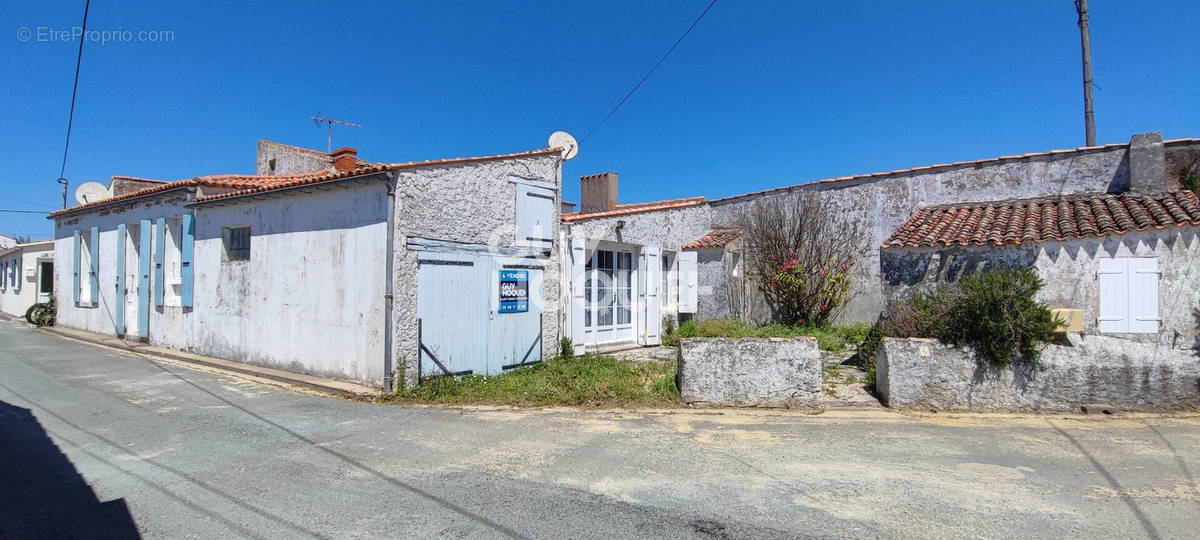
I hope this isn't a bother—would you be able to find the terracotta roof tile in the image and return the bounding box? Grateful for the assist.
[561,196,707,222]
[882,191,1200,249]
[684,230,743,250]
[49,147,562,215]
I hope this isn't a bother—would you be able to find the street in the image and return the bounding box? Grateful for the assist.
[1,320,1198,539]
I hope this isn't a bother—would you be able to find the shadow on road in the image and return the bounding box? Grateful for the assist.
[0,399,141,538]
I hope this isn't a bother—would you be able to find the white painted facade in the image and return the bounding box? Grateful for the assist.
[0,241,54,318]
[560,204,711,353]
[52,144,564,389]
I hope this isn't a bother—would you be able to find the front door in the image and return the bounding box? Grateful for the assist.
[583,248,636,346]
[36,261,53,303]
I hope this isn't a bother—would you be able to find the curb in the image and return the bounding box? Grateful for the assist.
[38,325,380,400]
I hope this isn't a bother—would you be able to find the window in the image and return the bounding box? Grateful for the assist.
[585,249,632,328]
[515,185,555,249]
[223,226,251,261]
[1097,257,1159,334]
[164,218,183,306]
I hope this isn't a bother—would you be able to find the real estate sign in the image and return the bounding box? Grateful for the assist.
[498,269,528,313]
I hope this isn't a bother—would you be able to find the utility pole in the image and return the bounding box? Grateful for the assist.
[310,114,363,153]
[1075,0,1096,146]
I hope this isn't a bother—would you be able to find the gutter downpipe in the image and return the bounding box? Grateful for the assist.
[383,172,397,392]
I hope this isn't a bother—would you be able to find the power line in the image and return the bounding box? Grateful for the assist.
[580,0,718,144]
[58,0,91,208]
[0,194,53,208]
[0,209,52,214]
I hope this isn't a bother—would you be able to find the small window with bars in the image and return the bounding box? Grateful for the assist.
[223,226,251,261]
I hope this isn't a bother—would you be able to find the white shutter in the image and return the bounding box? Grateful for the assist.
[1127,258,1160,334]
[641,245,662,345]
[1097,258,1128,333]
[678,250,698,314]
[516,186,555,249]
[568,236,588,354]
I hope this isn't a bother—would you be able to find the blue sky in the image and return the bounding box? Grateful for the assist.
[2,1,1198,239]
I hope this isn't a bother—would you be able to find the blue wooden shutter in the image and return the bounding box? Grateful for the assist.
[88,226,99,305]
[72,230,81,303]
[181,214,194,307]
[115,223,127,336]
[139,220,152,336]
[154,217,165,307]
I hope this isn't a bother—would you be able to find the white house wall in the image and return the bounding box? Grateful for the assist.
[191,181,389,384]
[54,193,194,338]
[562,204,714,343]
[53,183,390,386]
[392,155,563,387]
[0,244,53,317]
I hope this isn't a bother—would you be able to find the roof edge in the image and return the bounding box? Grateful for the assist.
[709,140,1148,206]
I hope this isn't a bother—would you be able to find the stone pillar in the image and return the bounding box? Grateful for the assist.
[1128,132,1166,193]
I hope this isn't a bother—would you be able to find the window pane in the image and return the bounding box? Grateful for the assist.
[618,306,631,325]
[599,307,613,326]
[585,308,592,327]
[618,288,631,307]
[618,252,631,269]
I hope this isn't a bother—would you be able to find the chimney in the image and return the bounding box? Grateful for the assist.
[1128,132,1166,193]
[580,172,618,214]
[331,147,358,172]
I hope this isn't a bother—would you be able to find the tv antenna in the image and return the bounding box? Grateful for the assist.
[310,113,363,153]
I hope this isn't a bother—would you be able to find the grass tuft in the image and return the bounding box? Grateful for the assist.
[381,355,679,407]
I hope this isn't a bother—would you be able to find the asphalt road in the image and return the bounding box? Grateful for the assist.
[1,320,1198,539]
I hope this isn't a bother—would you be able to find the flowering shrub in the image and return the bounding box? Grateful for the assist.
[741,193,867,325]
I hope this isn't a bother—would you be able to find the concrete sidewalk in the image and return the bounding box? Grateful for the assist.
[35,323,379,400]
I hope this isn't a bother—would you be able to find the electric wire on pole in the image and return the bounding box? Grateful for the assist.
[1075,0,1096,146]
[58,0,92,208]
[580,0,718,144]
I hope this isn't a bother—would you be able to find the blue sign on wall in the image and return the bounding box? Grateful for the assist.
[499,269,529,313]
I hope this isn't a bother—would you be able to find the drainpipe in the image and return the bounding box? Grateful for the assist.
[383,173,397,391]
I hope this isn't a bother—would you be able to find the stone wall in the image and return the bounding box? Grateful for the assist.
[877,336,1200,411]
[255,140,331,176]
[677,337,822,408]
[708,143,1140,325]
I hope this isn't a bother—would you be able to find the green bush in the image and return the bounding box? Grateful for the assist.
[558,337,575,360]
[888,266,1058,365]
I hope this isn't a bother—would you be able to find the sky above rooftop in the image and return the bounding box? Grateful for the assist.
[2,1,1198,239]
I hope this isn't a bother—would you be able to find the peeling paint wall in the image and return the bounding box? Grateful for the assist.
[53,183,391,385]
[881,228,1200,348]
[392,155,563,387]
[709,145,1134,324]
[192,180,388,384]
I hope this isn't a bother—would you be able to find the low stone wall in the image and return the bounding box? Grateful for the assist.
[877,335,1200,411]
[677,337,822,408]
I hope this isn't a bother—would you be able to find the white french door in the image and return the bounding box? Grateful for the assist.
[583,248,636,345]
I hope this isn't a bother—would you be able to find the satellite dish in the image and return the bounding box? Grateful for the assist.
[75,182,110,204]
[548,130,579,161]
